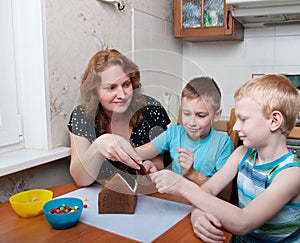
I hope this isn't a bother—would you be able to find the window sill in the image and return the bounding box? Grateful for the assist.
[0,147,71,177]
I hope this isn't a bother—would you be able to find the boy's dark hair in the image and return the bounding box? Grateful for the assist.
[181,77,222,113]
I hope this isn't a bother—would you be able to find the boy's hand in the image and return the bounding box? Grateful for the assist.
[191,208,226,243]
[177,148,194,176]
[142,160,158,173]
[136,160,157,186]
[150,170,185,195]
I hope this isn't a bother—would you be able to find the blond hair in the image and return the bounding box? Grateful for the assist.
[80,49,144,134]
[234,74,300,137]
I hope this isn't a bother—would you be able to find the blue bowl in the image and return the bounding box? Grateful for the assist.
[43,197,83,230]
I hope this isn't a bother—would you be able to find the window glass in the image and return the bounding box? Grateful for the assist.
[0,0,20,147]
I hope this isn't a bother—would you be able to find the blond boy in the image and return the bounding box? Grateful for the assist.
[151,74,300,242]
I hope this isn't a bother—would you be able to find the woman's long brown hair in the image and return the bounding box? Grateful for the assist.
[80,49,145,134]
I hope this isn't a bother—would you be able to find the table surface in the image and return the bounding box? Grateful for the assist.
[0,183,232,243]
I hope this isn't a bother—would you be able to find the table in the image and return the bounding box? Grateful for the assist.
[0,183,232,242]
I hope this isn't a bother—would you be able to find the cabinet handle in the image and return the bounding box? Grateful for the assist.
[226,10,230,30]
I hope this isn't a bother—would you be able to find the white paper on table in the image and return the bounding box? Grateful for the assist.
[58,184,192,242]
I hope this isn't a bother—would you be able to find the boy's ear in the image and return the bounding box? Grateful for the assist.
[270,111,283,132]
[213,108,222,122]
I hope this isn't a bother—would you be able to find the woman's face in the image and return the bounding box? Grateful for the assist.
[97,65,133,116]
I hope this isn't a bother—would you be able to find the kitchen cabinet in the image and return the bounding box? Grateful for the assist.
[174,0,244,42]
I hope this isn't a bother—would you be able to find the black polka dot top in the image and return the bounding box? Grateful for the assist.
[68,95,171,177]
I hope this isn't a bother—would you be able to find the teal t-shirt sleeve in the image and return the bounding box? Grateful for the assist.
[216,135,234,170]
[151,129,169,154]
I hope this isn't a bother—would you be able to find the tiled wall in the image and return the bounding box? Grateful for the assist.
[183,25,300,119]
[133,9,183,124]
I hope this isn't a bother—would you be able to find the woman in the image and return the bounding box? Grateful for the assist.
[68,49,170,187]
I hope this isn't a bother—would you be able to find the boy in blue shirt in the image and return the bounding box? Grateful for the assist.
[148,77,233,185]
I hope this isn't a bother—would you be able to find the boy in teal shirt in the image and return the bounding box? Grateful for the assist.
[150,77,233,183]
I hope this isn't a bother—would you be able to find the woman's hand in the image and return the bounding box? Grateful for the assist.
[177,148,194,176]
[96,133,142,169]
[191,208,226,243]
[150,170,185,195]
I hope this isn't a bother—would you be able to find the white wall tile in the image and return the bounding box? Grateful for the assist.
[245,37,275,65]
[152,15,166,35]
[149,50,180,74]
[165,36,183,53]
[187,42,246,66]
[166,21,173,36]
[275,25,300,36]
[274,36,300,65]
[182,57,209,83]
[245,27,275,38]
[133,9,183,119]
[134,29,152,50]
[213,65,246,117]
[133,50,153,71]
[134,9,153,32]
[151,33,165,50]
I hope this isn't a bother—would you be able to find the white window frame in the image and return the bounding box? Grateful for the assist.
[0,0,20,149]
[0,0,70,177]
[14,0,51,150]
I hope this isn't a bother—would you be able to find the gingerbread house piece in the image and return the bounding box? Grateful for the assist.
[98,171,138,214]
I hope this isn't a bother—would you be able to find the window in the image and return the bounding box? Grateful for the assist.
[0,0,20,149]
[0,0,51,153]
[0,0,70,176]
